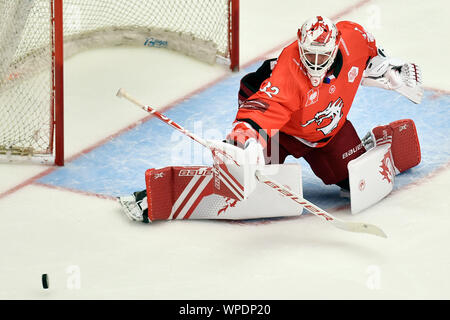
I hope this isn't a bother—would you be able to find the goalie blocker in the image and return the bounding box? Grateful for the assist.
[349,119,421,213]
[142,164,303,222]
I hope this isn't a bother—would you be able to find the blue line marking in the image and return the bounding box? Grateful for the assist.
[39,61,450,211]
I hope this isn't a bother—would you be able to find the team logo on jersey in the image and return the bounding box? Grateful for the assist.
[301,97,344,136]
[329,85,336,94]
[348,66,359,83]
[379,151,394,184]
[305,88,319,106]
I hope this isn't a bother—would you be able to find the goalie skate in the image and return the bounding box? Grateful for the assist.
[117,193,148,223]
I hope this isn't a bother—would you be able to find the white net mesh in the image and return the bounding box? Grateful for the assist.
[0,1,53,157]
[0,0,232,158]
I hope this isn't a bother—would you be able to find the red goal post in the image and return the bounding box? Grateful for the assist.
[0,0,239,166]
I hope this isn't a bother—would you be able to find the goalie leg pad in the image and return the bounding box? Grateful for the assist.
[144,164,303,222]
[144,166,214,221]
[348,144,395,214]
[370,119,421,174]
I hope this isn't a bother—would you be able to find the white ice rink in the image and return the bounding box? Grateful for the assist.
[1,0,449,299]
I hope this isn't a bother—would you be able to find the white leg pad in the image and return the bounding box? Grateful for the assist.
[348,144,395,214]
[191,164,303,220]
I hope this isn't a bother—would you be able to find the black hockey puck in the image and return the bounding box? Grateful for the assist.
[42,274,49,289]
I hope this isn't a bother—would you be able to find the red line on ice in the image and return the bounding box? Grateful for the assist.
[33,182,117,201]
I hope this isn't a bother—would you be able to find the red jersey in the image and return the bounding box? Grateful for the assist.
[232,21,378,148]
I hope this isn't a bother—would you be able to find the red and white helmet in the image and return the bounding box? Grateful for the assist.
[297,16,341,87]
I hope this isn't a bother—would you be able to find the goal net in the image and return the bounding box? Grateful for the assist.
[0,0,239,165]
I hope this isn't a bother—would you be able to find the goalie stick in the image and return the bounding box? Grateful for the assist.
[116,88,387,238]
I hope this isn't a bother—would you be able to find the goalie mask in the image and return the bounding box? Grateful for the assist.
[297,16,341,87]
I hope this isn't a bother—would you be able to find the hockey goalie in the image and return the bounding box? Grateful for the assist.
[118,16,423,224]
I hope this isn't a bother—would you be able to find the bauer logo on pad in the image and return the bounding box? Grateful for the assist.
[179,168,212,176]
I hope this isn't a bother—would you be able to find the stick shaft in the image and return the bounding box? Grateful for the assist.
[116,88,209,148]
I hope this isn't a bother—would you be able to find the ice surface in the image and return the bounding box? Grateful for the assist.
[0,0,449,299]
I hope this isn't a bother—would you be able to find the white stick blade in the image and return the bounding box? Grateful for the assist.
[116,88,126,98]
[334,220,388,238]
